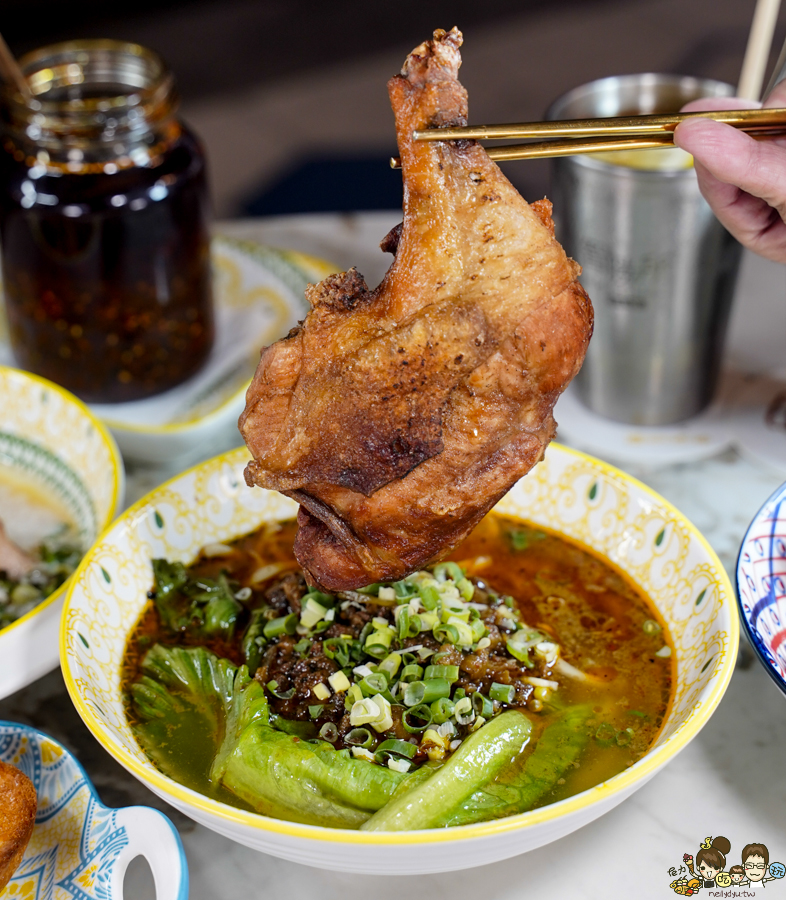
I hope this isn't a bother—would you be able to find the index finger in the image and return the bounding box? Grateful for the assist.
[763,77,786,108]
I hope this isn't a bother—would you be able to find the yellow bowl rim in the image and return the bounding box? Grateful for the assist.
[0,364,124,641]
[60,441,738,845]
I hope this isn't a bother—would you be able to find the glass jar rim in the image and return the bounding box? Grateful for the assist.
[2,39,177,140]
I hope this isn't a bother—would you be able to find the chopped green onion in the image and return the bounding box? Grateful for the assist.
[508,529,529,551]
[503,595,515,608]
[304,589,335,607]
[595,722,617,745]
[266,679,295,700]
[374,739,417,765]
[378,652,402,679]
[400,664,424,683]
[616,727,634,746]
[364,628,394,658]
[294,638,311,656]
[328,670,351,693]
[424,664,460,683]
[453,687,466,701]
[308,704,324,719]
[430,697,455,724]
[403,678,450,707]
[359,673,389,696]
[434,562,464,582]
[643,619,661,636]
[445,618,474,646]
[441,604,470,623]
[454,696,474,725]
[397,607,411,641]
[489,682,515,704]
[263,614,298,639]
[322,637,351,667]
[470,618,487,641]
[456,577,475,600]
[403,681,426,707]
[393,580,413,600]
[300,597,329,629]
[417,611,439,631]
[471,693,494,717]
[345,727,374,748]
[357,583,383,595]
[319,722,339,742]
[418,584,440,610]
[433,623,460,645]
[402,703,433,733]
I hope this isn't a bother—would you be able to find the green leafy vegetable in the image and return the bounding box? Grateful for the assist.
[130,643,406,829]
[361,710,533,831]
[149,561,242,640]
[440,705,594,827]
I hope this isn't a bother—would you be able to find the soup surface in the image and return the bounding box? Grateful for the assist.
[123,512,673,828]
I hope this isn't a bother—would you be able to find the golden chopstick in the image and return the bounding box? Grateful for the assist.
[390,135,672,168]
[412,107,786,142]
[389,125,786,167]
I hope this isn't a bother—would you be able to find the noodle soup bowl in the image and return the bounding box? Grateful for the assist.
[61,443,736,873]
[0,366,123,699]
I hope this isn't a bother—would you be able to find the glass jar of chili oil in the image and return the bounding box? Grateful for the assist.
[0,40,214,402]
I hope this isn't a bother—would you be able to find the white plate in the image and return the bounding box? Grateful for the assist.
[0,235,336,465]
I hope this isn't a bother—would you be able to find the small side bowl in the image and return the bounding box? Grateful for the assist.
[0,366,124,699]
[60,443,737,874]
[736,480,786,696]
[0,720,187,899]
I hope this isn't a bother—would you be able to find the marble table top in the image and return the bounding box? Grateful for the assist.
[2,214,785,900]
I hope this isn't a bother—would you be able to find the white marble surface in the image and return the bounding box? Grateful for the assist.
[117,214,786,898]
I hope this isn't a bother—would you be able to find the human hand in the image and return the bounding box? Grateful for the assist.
[673,80,786,263]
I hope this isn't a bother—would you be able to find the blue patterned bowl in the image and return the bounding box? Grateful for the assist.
[0,721,188,900]
[736,481,786,697]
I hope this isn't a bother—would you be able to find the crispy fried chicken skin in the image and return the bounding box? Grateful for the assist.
[240,27,593,591]
[0,761,36,890]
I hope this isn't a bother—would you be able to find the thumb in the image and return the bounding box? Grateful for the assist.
[674,117,786,213]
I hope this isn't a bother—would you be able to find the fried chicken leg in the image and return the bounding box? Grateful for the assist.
[0,761,36,891]
[240,27,593,591]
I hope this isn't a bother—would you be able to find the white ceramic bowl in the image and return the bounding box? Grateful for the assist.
[61,443,736,874]
[0,366,123,700]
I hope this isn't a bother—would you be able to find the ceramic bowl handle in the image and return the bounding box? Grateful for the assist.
[110,806,189,900]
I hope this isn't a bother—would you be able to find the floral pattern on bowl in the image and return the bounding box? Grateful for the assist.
[736,481,786,694]
[0,721,187,900]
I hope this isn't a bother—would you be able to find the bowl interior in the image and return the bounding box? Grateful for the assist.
[0,366,122,630]
[737,482,786,693]
[62,443,736,844]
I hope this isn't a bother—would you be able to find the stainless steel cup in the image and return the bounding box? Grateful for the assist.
[549,74,742,425]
